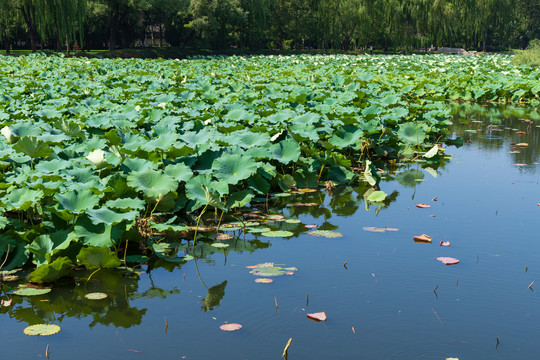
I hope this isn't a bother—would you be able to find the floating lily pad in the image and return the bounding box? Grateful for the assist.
[85,292,108,300]
[288,202,318,207]
[220,323,242,331]
[212,233,234,240]
[245,227,271,233]
[1,275,19,282]
[13,287,51,296]
[23,324,61,336]
[211,243,230,248]
[307,230,343,238]
[266,214,285,221]
[285,219,301,224]
[248,263,298,277]
[187,225,216,232]
[261,230,293,238]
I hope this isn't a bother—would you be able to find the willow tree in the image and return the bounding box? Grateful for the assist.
[0,0,19,53]
[14,0,85,52]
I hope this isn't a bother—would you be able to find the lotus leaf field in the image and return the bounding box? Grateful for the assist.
[0,53,538,282]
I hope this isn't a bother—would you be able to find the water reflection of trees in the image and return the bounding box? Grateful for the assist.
[1,269,150,328]
[450,103,540,171]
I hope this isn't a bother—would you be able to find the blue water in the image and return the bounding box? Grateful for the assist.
[1,109,540,359]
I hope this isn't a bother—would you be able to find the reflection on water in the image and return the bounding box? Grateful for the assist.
[1,105,540,360]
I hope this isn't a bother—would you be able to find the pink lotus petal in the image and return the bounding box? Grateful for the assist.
[307,312,327,321]
[440,241,450,247]
[305,224,318,229]
[435,257,459,265]
[416,203,430,208]
[514,163,528,166]
[220,323,242,331]
[254,278,273,283]
[1,299,12,307]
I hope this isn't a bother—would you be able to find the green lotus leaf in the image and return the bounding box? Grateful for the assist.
[35,159,71,173]
[0,235,29,270]
[307,230,343,238]
[211,243,229,248]
[3,188,44,211]
[55,189,100,214]
[76,246,121,269]
[236,131,271,148]
[164,162,193,183]
[149,216,189,232]
[0,215,8,230]
[227,189,255,209]
[367,190,387,202]
[261,230,294,238]
[247,174,271,194]
[141,133,180,151]
[185,174,228,209]
[379,94,401,107]
[23,324,61,336]
[13,136,52,158]
[74,216,124,247]
[105,197,146,211]
[269,138,301,164]
[28,231,77,266]
[85,292,108,300]
[397,122,426,144]
[53,119,85,138]
[329,125,363,149]
[28,256,74,283]
[87,207,139,226]
[212,153,258,185]
[122,157,158,173]
[293,168,318,189]
[13,287,52,296]
[127,169,178,198]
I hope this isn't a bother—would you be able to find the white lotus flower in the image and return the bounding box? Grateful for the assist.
[158,102,167,109]
[1,126,13,143]
[86,149,106,166]
[135,105,141,112]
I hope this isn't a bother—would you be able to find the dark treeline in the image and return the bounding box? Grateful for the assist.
[0,0,538,54]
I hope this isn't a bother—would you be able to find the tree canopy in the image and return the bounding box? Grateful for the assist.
[0,0,537,52]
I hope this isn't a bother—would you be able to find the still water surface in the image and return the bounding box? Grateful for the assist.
[1,107,539,360]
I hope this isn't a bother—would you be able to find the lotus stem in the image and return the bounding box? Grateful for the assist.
[85,267,101,283]
[282,338,292,358]
[0,244,10,270]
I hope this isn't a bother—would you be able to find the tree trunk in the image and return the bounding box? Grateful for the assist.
[109,5,120,51]
[482,28,488,52]
[159,24,163,47]
[20,6,37,52]
[2,30,10,54]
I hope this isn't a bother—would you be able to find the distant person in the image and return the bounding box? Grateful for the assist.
[370,45,373,54]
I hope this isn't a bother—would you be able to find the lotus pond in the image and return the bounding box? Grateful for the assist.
[0,55,539,359]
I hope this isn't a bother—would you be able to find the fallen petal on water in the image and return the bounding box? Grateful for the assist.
[435,257,460,265]
[414,234,432,242]
[307,312,327,321]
